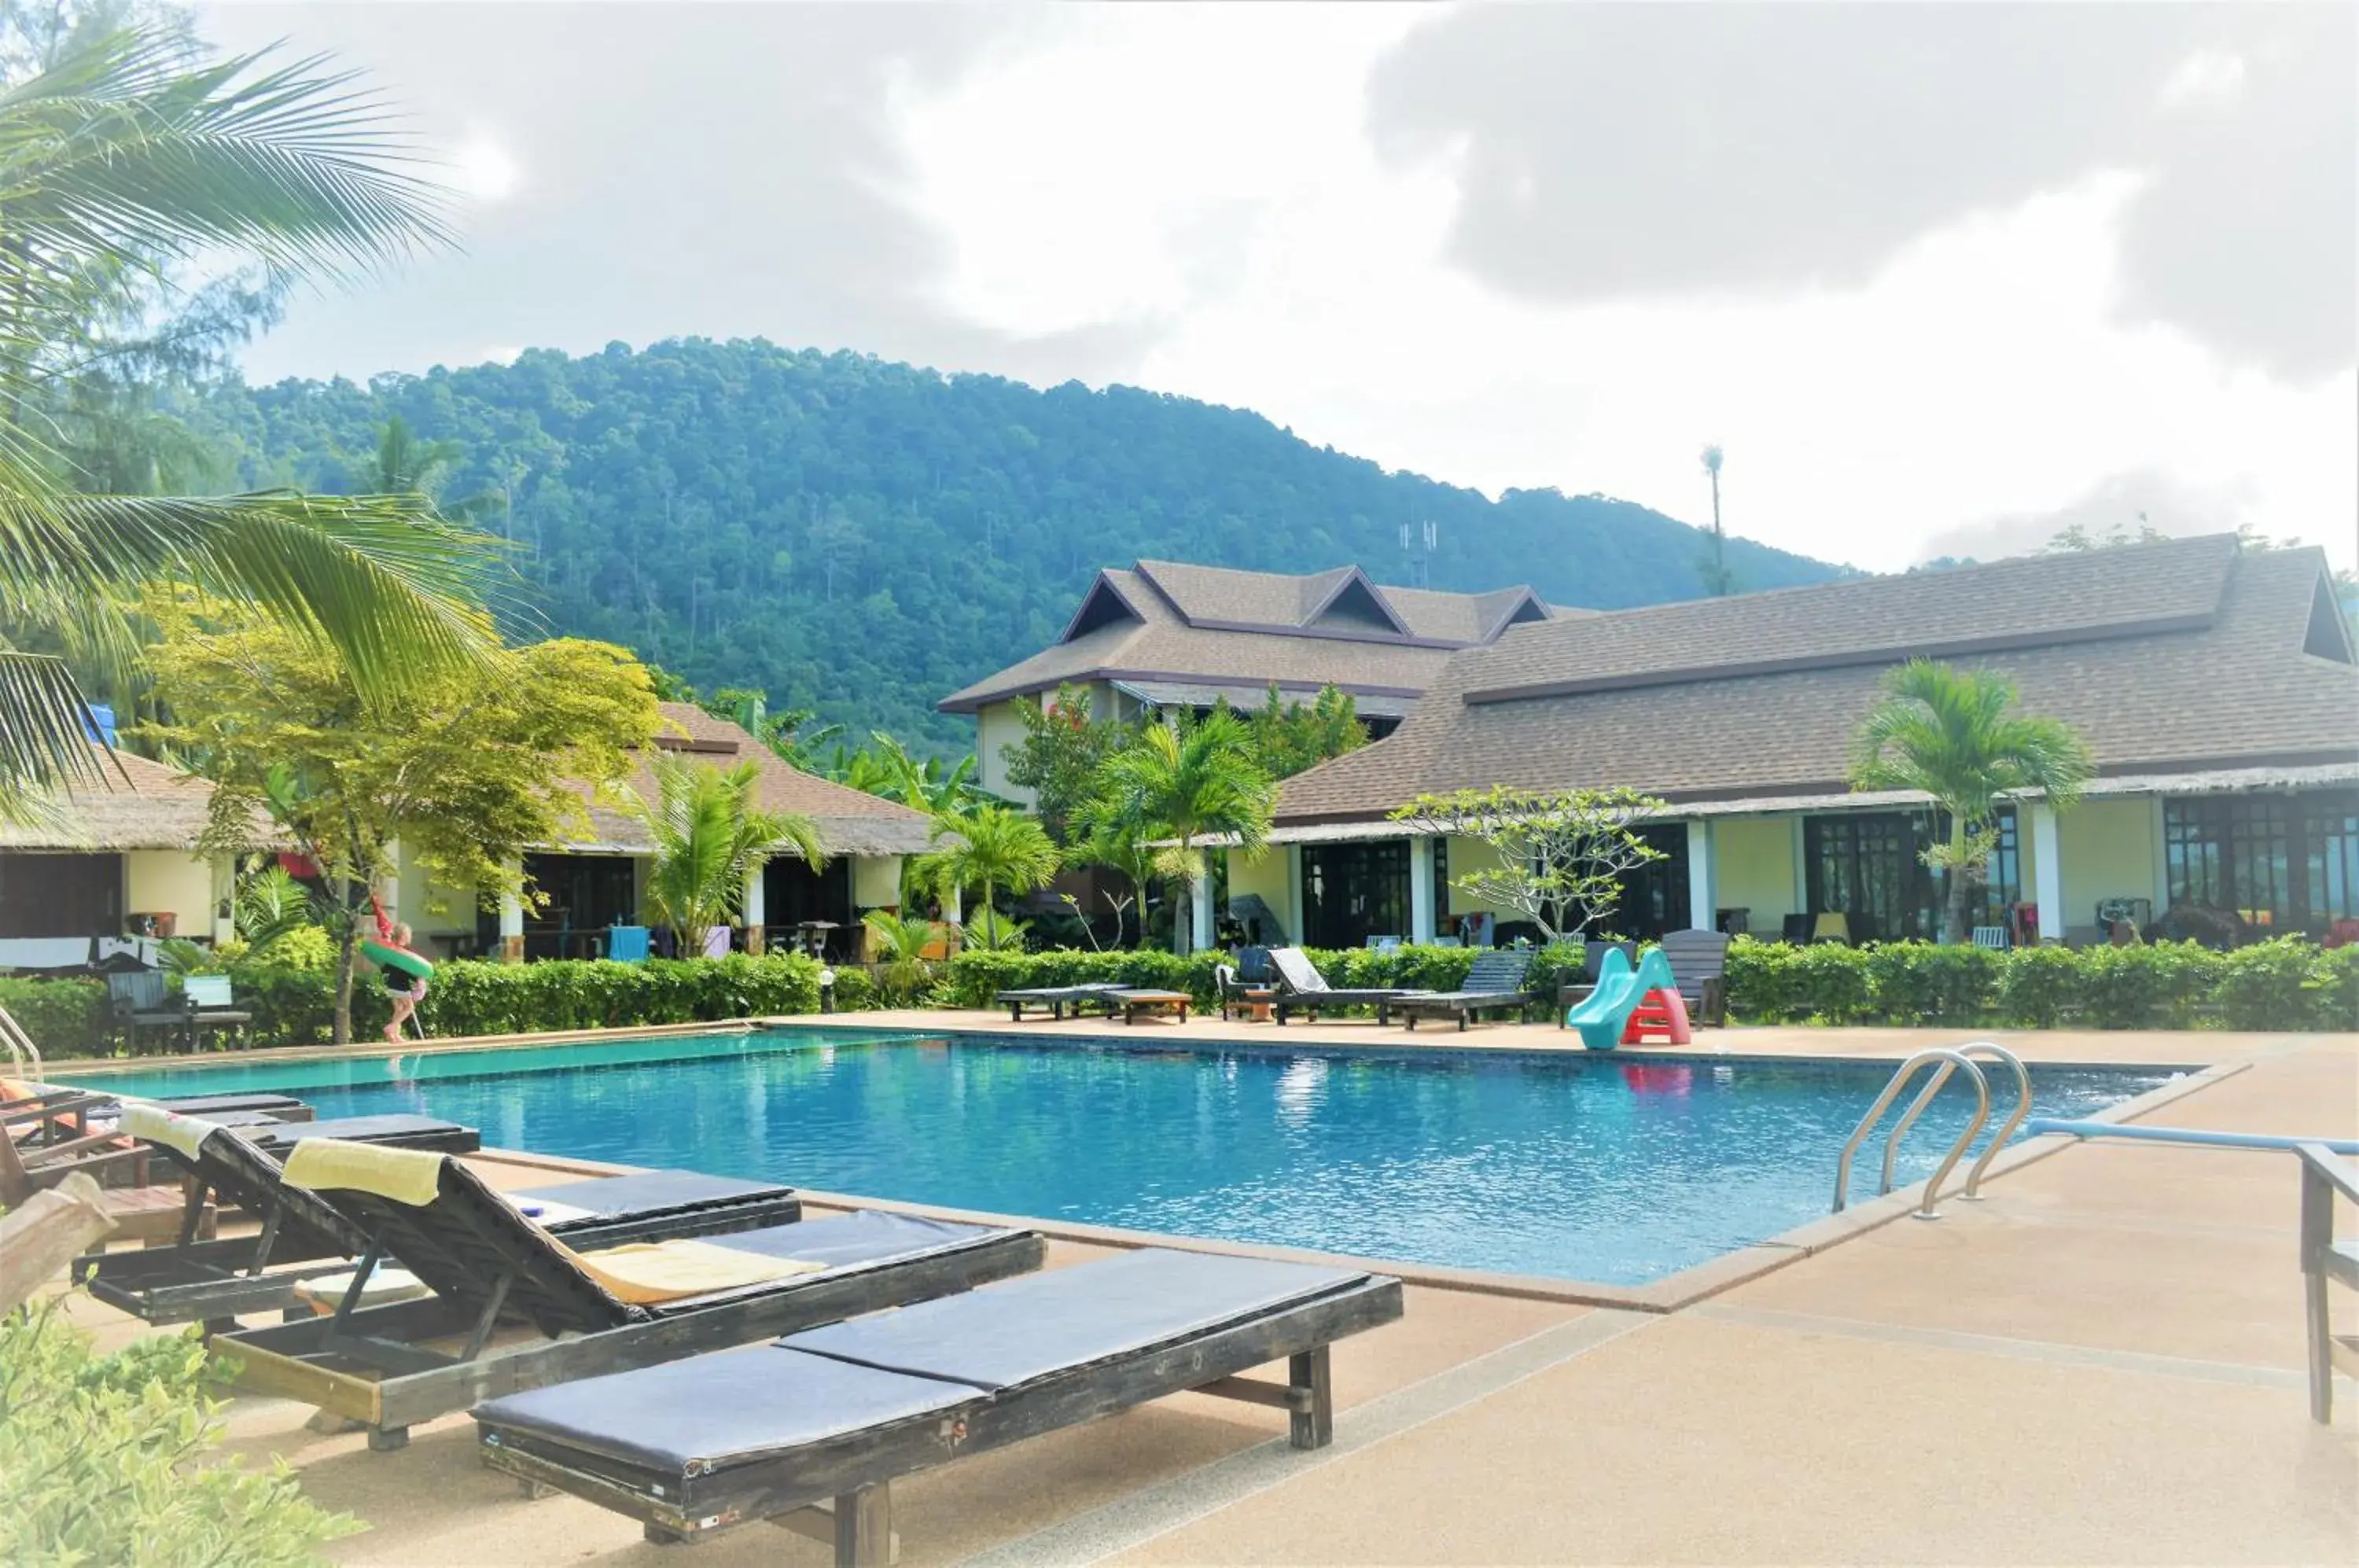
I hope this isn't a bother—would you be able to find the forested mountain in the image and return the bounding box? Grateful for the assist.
[193,340,1848,753]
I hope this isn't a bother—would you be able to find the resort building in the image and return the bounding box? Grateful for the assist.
[940,559,1564,801]
[1210,536,2359,951]
[389,704,933,963]
[0,749,248,969]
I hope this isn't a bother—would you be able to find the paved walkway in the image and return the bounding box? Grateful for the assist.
[119,1025,2359,1562]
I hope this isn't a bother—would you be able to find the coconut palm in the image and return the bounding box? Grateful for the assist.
[859,909,943,1006]
[0,25,497,816]
[627,753,824,956]
[1089,712,1275,953]
[918,804,1058,948]
[1849,659,2093,944]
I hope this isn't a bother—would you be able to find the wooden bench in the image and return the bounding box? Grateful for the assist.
[1109,988,1192,1025]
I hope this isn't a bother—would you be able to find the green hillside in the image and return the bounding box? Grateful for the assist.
[194,339,1848,753]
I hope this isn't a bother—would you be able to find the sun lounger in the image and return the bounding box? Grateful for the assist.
[475,1247,1404,1563]
[1106,987,1193,1024]
[213,1139,1044,1450]
[998,984,1124,1021]
[0,1109,214,1246]
[1266,947,1430,1025]
[240,1112,480,1157]
[1394,949,1538,1030]
[76,1107,804,1328]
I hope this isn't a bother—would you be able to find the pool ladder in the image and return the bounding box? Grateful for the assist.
[1831,1043,2031,1220]
[0,1003,41,1078]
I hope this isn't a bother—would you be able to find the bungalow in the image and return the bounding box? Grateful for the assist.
[0,749,247,970]
[939,559,1566,801]
[388,704,934,963]
[1209,536,2359,951]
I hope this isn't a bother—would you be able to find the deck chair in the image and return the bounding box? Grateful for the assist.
[213,1139,1045,1450]
[179,974,255,1048]
[1266,948,1429,1025]
[0,1108,213,1249]
[1657,929,1732,1028]
[475,1247,1404,1564]
[106,969,184,1051]
[77,1106,803,1329]
[1394,949,1537,1031]
[997,984,1124,1021]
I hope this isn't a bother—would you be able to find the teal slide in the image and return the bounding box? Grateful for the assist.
[1564,947,1681,1050]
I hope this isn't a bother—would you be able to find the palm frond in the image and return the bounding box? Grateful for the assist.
[0,647,117,804]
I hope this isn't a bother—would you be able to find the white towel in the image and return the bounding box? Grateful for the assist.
[118,1101,218,1161]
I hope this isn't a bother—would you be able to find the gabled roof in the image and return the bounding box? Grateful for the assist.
[941,560,1572,714]
[569,705,933,858]
[0,748,267,852]
[1276,539,2359,822]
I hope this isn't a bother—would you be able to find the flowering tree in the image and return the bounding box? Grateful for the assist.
[1389,785,1669,941]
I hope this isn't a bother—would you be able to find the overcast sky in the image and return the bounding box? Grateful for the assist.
[198,2,2357,572]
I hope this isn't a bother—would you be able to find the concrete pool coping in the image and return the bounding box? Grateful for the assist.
[72,1016,2243,1313]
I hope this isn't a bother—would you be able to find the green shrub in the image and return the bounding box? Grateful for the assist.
[1993,943,2085,1028]
[417,953,823,1037]
[0,974,107,1058]
[1861,942,2001,1025]
[2214,937,2359,1032]
[0,1301,359,1566]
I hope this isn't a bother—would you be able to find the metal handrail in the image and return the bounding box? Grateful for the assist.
[1833,1047,1990,1219]
[0,1003,40,1078]
[1956,1042,2031,1199]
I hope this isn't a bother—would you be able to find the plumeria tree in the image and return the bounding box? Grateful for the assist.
[1390,785,1669,942]
[1849,659,2092,943]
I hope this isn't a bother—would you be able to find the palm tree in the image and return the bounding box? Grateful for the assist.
[1090,712,1275,953]
[627,753,824,956]
[859,909,944,1006]
[1849,659,2093,944]
[0,26,498,817]
[918,804,1059,948]
[1697,444,1735,597]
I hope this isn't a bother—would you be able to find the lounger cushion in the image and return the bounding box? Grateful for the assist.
[477,1248,1367,1475]
[510,1169,789,1221]
[696,1209,988,1271]
[780,1248,1366,1392]
[153,1092,307,1117]
[245,1113,478,1154]
[480,1344,972,1474]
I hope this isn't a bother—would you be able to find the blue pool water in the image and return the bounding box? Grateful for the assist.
[73,1030,2174,1285]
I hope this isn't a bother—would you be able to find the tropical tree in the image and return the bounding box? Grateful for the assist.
[1000,684,1135,843]
[1849,659,2094,944]
[0,24,498,819]
[859,909,943,1006]
[1696,444,1735,597]
[1087,712,1275,953]
[1391,786,1668,942]
[1245,683,1367,779]
[629,753,824,959]
[918,804,1059,948]
[143,591,660,1041]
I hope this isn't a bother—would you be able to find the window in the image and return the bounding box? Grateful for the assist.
[1301,840,1409,949]
[0,852,123,939]
[1609,824,1691,940]
[1807,813,1933,944]
[2168,792,2359,933]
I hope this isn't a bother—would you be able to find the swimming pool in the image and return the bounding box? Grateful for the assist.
[73,1030,2175,1286]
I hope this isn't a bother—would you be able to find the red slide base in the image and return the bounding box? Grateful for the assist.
[1621,988,1693,1046]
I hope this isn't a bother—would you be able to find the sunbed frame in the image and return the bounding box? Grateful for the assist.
[477,1264,1403,1565]
[215,1158,1044,1450]
[75,1127,801,1330]
[999,984,1124,1021]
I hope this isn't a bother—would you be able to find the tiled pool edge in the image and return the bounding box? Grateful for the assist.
[454,1055,2248,1316]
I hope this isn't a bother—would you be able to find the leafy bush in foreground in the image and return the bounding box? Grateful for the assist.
[0,1302,358,1566]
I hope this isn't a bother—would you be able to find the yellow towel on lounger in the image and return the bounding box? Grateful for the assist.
[282,1137,445,1207]
[118,1101,219,1161]
[558,1238,826,1306]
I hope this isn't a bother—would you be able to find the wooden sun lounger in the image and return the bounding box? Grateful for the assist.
[1394,951,1538,1031]
[1108,988,1193,1024]
[215,1150,1044,1450]
[474,1248,1404,1565]
[1265,947,1428,1025]
[77,1116,802,1329]
[999,985,1125,1021]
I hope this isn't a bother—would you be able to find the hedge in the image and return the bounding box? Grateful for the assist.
[7,952,834,1059]
[940,944,1588,1011]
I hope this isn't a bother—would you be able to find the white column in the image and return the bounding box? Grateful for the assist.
[1408,836,1436,944]
[1190,857,1215,954]
[1286,845,1304,945]
[943,883,962,925]
[2030,801,2063,944]
[209,855,237,945]
[498,857,524,963]
[1686,819,1716,931]
[742,863,765,954]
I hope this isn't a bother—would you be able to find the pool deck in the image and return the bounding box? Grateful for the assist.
[56,1017,2359,1563]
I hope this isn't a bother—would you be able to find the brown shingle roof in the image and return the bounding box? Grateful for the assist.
[1277,540,2359,822]
[569,704,933,857]
[940,561,1572,713]
[0,749,271,852]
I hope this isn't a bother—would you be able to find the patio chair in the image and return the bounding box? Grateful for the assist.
[1970,926,2011,951]
[1394,948,1538,1031]
[997,984,1124,1021]
[212,1139,1044,1450]
[473,1247,1404,1565]
[105,969,184,1051]
[78,1106,803,1329]
[0,1107,213,1249]
[180,974,254,1048]
[1266,947,1429,1025]
[2298,1141,2358,1424]
[1657,929,1732,1028]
